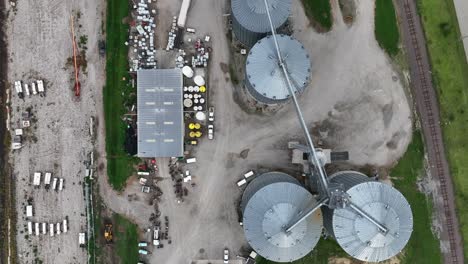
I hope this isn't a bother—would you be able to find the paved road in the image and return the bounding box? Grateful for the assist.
[453,0,468,63]
[395,0,464,263]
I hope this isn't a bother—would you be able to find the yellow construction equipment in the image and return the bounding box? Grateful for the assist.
[189,123,195,130]
[104,223,113,243]
[194,123,201,129]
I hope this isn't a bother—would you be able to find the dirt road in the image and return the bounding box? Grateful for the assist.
[396,0,464,263]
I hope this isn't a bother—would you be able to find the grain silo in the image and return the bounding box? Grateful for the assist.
[241,172,323,262]
[231,0,291,47]
[322,171,413,262]
[245,35,311,105]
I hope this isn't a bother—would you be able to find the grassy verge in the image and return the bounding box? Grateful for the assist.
[104,0,136,190]
[257,237,347,264]
[375,0,400,56]
[391,131,442,264]
[417,0,468,261]
[113,214,139,264]
[301,0,333,31]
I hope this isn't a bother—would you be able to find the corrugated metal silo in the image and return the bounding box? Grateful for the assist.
[242,172,323,262]
[245,35,311,104]
[323,171,414,262]
[231,0,292,47]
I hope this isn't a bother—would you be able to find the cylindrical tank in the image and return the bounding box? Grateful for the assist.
[323,171,413,262]
[231,0,291,47]
[242,172,323,262]
[245,35,311,104]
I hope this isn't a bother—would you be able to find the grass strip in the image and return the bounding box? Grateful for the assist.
[301,0,333,31]
[104,0,136,190]
[417,0,468,261]
[391,131,442,264]
[113,214,139,264]
[375,0,400,56]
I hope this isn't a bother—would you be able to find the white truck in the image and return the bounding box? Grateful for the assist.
[44,172,52,186]
[33,172,41,186]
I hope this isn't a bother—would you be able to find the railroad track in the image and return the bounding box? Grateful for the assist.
[401,0,461,262]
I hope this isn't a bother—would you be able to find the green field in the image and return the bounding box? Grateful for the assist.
[104,0,136,190]
[390,131,442,264]
[374,0,400,56]
[113,214,139,264]
[301,0,333,31]
[417,0,468,261]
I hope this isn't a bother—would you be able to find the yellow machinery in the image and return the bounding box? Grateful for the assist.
[104,223,113,243]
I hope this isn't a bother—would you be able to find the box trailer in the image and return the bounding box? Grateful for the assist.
[79,233,86,246]
[52,178,58,190]
[31,82,37,95]
[33,172,41,186]
[37,80,45,93]
[58,178,64,191]
[186,157,196,164]
[237,179,247,187]
[50,224,54,237]
[177,0,191,28]
[35,222,40,236]
[26,205,33,217]
[27,222,33,235]
[44,172,52,185]
[56,223,61,235]
[63,219,68,233]
[244,170,255,179]
[42,223,47,235]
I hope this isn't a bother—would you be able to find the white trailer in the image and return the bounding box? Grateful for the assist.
[52,178,58,190]
[49,224,54,237]
[31,82,37,95]
[237,179,247,187]
[44,172,52,185]
[26,205,33,217]
[63,219,68,233]
[33,172,41,186]
[35,222,40,236]
[37,80,45,93]
[186,157,196,164]
[177,0,191,28]
[27,222,33,235]
[42,223,47,235]
[58,178,64,191]
[244,170,255,179]
[15,81,22,94]
[24,83,30,96]
[79,233,86,245]
[56,223,61,235]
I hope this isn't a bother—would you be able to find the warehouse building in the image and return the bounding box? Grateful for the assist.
[137,69,184,157]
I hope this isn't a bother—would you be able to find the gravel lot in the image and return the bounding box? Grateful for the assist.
[6,0,105,263]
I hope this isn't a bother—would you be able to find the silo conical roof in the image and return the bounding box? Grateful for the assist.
[246,35,311,104]
[232,0,291,33]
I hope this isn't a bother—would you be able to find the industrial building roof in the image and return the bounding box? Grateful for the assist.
[137,69,184,157]
[246,35,311,102]
[231,0,291,33]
